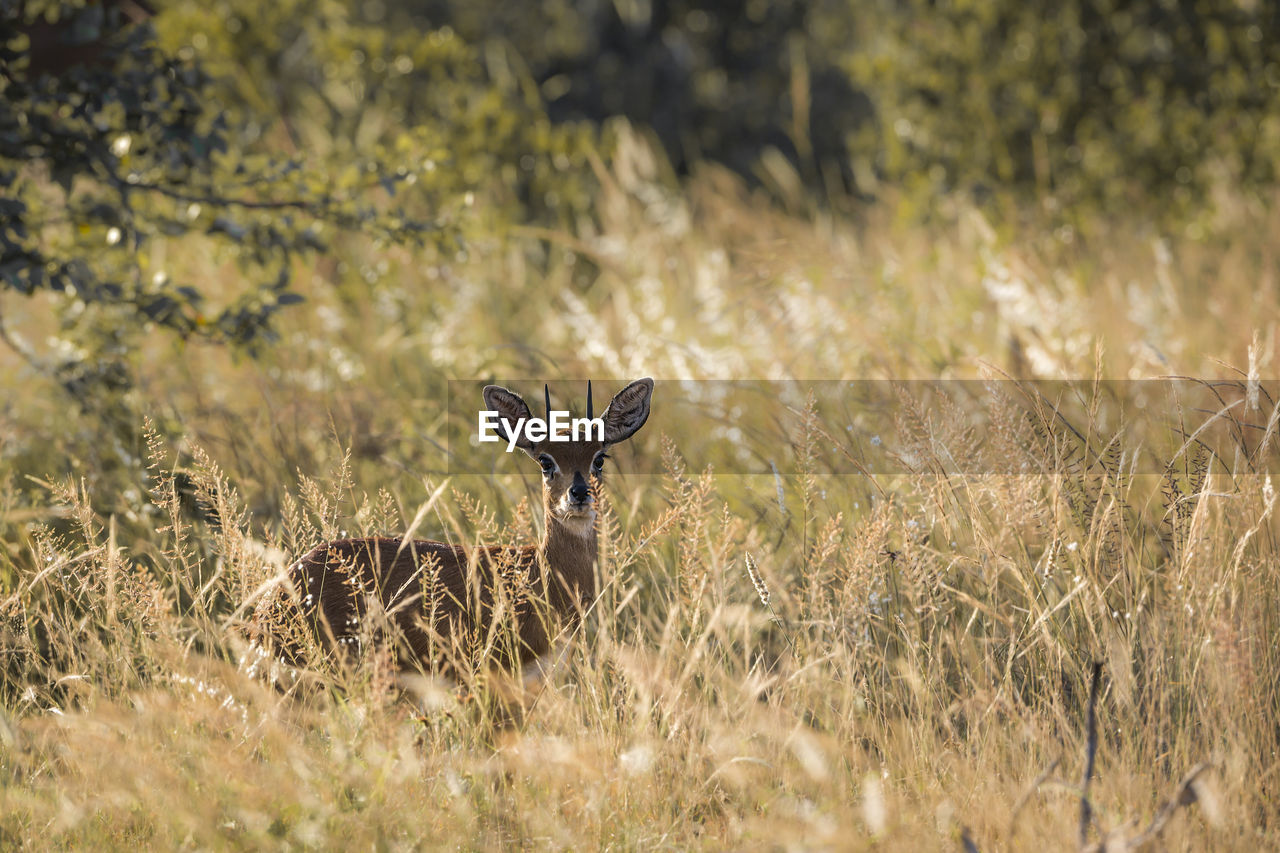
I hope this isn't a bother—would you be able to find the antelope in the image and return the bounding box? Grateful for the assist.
[251,378,653,683]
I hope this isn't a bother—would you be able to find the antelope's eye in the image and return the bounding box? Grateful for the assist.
[538,455,557,477]
[591,452,609,476]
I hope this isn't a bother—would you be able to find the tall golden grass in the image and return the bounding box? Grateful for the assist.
[1,129,1278,848]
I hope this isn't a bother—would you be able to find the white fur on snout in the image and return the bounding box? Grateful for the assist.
[555,493,596,536]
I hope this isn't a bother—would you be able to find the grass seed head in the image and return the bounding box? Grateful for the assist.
[745,553,770,607]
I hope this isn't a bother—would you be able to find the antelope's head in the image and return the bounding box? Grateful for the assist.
[482,378,653,537]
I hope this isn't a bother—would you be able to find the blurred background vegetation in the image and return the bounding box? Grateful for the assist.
[4,0,1277,380]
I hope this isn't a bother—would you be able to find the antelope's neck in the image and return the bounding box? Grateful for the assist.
[538,516,598,610]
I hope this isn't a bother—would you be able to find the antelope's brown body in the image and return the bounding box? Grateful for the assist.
[287,525,595,671]
[250,378,653,680]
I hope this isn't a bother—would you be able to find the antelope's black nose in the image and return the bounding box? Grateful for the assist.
[569,472,590,503]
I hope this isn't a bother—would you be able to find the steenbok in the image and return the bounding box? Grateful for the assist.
[249,378,653,685]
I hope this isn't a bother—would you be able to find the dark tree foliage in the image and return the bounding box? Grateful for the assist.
[389,0,1280,216]
[406,0,868,194]
[853,0,1280,215]
[0,0,439,386]
[165,0,594,233]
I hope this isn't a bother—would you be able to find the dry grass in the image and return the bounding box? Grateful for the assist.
[1,129,1279,849]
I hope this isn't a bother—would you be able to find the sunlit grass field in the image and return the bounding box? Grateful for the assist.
[2,129,1279,849]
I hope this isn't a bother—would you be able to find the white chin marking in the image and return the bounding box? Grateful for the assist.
[555,507,596,536]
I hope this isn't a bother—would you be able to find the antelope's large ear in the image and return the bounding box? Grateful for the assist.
[601,378,653,445]
[483,385,536,451]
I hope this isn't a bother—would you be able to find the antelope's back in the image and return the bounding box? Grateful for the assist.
[274,536,551,670]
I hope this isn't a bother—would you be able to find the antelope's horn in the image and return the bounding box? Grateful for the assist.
[545,384,552,419]
[587,380,593,420]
